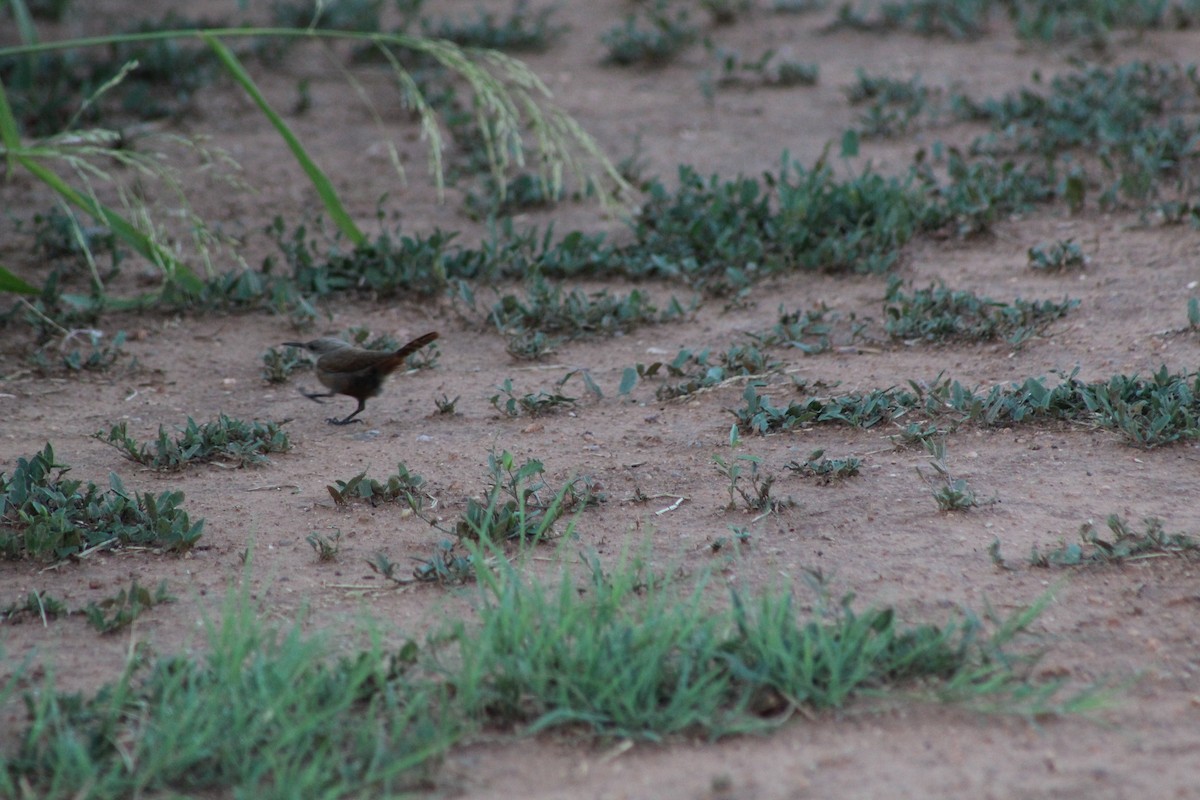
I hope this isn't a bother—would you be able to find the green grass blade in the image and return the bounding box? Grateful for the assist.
[0,263,39,294]
[5,0,37,45]
[202,32,366,246]
[0,78,20,174]
[15,154,203,293]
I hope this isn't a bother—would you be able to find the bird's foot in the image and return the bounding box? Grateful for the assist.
[326,417,363,426]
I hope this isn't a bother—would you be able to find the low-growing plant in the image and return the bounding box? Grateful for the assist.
[367,540,479,585]
[889,420,953,448]
[601,0,698,66]
[703,46,818,93]
[1028,238,1087,271]
[434,394,460,415]
[490,378,577,417]
[430,450,591,545]
[1030,514,1200,567]
[0,444,204,560]
[917,438,987,511]
[306,529,342,562]
[84,579,174,634]
[883,279,1078,346]
[0,590,68,625]
[826,0,990,39]
[786,449,862,482]
[29,329,129,374]
[261,344,311,383]
[411,539,477,584]
[846,71,940,137]
[489,277,688,341]
[327,462,427,510]
[712,453,794,514]
[422,2,563,51]
[96,416,291,470]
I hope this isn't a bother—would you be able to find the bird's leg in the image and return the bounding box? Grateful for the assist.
[327,399,367,426]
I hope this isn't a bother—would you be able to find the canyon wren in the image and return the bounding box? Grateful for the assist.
[284,331,439,425]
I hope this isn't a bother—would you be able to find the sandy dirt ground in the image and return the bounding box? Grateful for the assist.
[3,1,1200,798]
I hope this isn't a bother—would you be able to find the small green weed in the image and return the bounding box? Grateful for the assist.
[704,46,818,93]
[1028,239,1088,271]
[327,462,427,510]
[31,206,122,273]
[883,280,1078,346]
[261,344,311,383]
[449,451,566,544]
[84,579,174,634]
[1030,514,1200,567]
[712,454,795,514]
[621,344,781,400]
[786,449,862,482]
[489,277,688,341]
[96,416,291,471]
[367,541,478,585]
[827,0,990,39]
[602,0,698,66]
[917,439,986,511]
[1,590,69,625]
[0,444,204,560]
[490,378,577,417]
[846,71,939,137]
[751,304,846,354]
[306,529,342,562]
[29,329,129,374]
[422,2,563,51]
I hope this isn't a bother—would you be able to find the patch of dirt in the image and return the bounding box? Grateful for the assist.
[4,2,1200,798]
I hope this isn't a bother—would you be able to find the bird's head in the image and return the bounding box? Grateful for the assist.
[283,338,352,356]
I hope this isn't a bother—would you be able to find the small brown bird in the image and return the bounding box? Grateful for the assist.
[284,332,439,425]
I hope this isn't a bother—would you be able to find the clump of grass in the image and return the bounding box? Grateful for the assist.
[0,444,204,560]
[786,449,862,482]
[1,554,1096,795]
[434,549,1091,739]
[883,280,1078,346]
[3,577,447,797]
[84,579,174,634]
[1030,514,1200,567]
[96,416,291,471]
[623,344,781,401]
[327,462,427,510]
